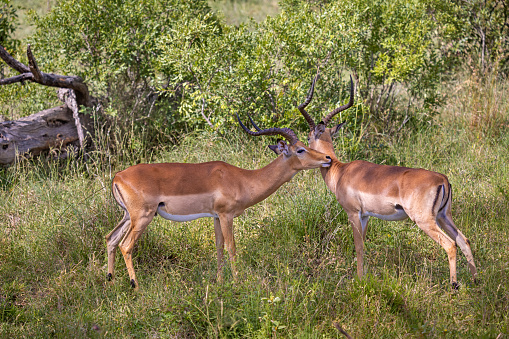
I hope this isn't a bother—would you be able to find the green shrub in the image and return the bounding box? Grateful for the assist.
[18,0,459,144]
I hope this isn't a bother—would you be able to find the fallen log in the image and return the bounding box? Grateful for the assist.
[0,105,92,165]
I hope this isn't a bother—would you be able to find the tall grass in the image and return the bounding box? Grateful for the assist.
[1,74,508,337]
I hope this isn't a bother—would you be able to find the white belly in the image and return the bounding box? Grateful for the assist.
[157,206,217,222]
[363,209,408,221]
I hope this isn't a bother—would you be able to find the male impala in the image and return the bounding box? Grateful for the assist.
[270,74,477,288]
[106,119,332,289]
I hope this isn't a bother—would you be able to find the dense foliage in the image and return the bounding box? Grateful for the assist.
[16,0,465,141]
[452,0,509,73]
[0,0,506,140]
[0,0,18,52]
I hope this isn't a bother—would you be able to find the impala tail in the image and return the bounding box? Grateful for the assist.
[432,183,449,217]
[112,182,128,211]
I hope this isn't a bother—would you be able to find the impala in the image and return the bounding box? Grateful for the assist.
[106,119,332,289]
[266,74,477,288]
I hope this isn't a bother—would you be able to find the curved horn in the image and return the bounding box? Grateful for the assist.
[237,113,300,145]
[321,75,354,126]
[298,75,318,130]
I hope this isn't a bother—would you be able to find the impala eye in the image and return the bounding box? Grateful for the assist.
[297,149,305,154]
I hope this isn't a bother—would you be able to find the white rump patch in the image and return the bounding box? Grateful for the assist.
[157,206,216,222]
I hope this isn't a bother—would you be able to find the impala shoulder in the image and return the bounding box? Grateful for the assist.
[342,160,376,174]
[349,159,373,168]
[206,161,246,180]
[207,160,239,172]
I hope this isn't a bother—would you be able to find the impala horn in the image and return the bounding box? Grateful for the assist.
[298,74,355,128]
[236,113,300,145]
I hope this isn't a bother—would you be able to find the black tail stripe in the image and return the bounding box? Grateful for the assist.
[114,183,127,209]
[432,184,444,216]
[437,184,451,215]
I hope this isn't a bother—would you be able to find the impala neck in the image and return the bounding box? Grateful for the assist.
[313,139,344,194]
[247,155,299,205]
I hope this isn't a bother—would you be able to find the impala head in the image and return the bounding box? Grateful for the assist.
[236,114,332,170]
[298,74,354,151]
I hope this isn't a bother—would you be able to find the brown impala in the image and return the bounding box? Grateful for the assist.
[266,75,477,288]
[106,118,332,289]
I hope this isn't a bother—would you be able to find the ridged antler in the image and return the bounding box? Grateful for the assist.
[237,113,300,145]
[321,75,354,126]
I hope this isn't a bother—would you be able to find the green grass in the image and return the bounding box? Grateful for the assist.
[1,74,509,337]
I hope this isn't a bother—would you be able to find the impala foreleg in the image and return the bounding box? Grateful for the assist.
[415,218,458,288]
[213,217,225,282]
[118,213,155,290]
[347,212,365,279]
[105,211,131,282]
[219,214,237,280]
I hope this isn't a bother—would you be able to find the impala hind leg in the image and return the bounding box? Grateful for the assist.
[118,213,155,290]
[213,217,225,282]
[105,211,131,281]
[218,214,237,281]
[414,218,459,288]
[437,213,478,281]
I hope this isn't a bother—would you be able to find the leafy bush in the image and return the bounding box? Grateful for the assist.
[451,0,509,73]
[28,0,221,146]
[21,0,458,144]
[0,0,18,52]
[155,0,455,136]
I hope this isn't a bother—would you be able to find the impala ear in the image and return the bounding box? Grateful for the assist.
[314,123,326,139]
[276,139,290,156]
[331,122,346,137]
[268,139,284,155]
[268,144,282,155]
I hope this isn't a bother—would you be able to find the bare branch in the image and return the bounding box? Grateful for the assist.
[0,45,30,73]
[201,97,213,127]
[333,322,353,339]
[27,44,43,83]
[58,88,85,149]
[0,73,33,85]
[188,65,214,128]
[0,44,91,107]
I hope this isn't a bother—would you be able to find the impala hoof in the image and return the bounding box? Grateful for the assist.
[451,282,459,290]
[130,279,136,289]
[107,273,113,281]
